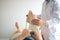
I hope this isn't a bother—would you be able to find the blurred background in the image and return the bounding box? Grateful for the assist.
[0,0,60,40]
[0,0,44,40]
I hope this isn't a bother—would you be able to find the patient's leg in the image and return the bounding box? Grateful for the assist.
[9,22,21,40]
[15,22,21,33]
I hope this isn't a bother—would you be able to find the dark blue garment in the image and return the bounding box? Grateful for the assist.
[24,37,34,40]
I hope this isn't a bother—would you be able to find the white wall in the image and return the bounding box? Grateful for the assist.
[0,0,44,38]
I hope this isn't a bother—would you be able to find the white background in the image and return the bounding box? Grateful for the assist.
[0,0,44,39]
[0,0,60,40]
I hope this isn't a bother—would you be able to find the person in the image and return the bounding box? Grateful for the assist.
[26,10,48,40]
[10,22,34,40]
[16,29,42,40]
[9,22,21,40]
[26,10,47,31]
[10,22,42,40]
[41,0,60,40]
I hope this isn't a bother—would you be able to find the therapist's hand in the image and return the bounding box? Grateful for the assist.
[31,30,41,40]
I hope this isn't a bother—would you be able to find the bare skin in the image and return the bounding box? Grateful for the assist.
[31,30,41,40]
[15,22,41,40]
[16,29,31,40]
[26,10,48,27]
[10,22,42,40]
[9,22,21,40]
[10,10,47,40]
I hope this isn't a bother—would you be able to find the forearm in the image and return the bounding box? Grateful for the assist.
[16,35,25,40]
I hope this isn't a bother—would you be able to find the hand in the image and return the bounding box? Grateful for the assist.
[21,29,31,38]
[31,30,41,40]
[39,19,48,27]
[31,19,39,26]
[16,29,31,40]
